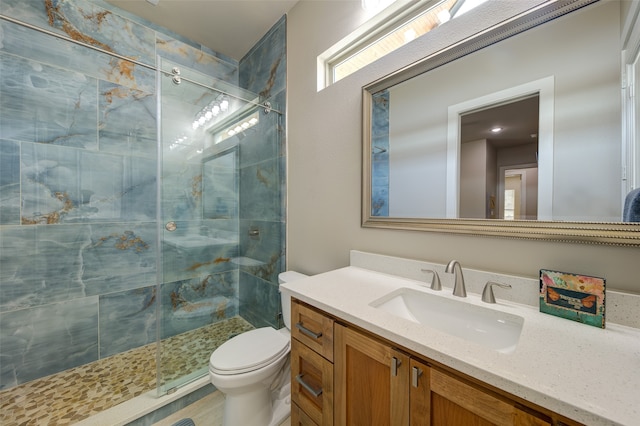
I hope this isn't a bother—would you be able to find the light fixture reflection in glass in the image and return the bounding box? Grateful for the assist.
[218,111,260,143]
[169,135,189,150]
[192,95,230,130]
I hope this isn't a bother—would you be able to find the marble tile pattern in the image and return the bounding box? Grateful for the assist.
[203,149,239,220]
[237,16,287,329]
[159,271,240,340]
[0,0,252,392]
[239,15,286,102]
[0,52,99,147]
[0,317,253,425]
[239,270,282,329]
[156,32,238,82]
[0,140,21,224]
[371,90,390,216]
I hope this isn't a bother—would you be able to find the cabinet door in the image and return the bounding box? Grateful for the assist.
[335,324,410,426]
[291,338,334,426]
[292,300,334,361]
[410,359,551,426]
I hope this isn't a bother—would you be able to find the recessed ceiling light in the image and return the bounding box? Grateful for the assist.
[490,127,503,133]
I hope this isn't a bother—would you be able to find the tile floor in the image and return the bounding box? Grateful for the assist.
[0,317,253,426]
[152,391,291,426]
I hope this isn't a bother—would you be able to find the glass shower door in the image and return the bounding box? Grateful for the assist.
[157,59,260,393]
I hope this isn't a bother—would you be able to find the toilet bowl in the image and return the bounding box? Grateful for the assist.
[209,271,308,426]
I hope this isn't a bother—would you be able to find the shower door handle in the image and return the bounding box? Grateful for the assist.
[165,221,177,232]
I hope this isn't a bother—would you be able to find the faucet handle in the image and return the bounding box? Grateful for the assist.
[482,281,512,303]
[420,269,442,291]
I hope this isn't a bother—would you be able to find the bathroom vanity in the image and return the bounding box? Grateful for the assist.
[283,251,640,426]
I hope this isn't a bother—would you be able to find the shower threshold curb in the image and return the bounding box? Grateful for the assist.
[74,376,210,426]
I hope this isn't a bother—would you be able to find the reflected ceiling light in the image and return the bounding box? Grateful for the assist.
[216,111,260,144]
[192,95,230,130]
[169,135,188,151]
[491,127,503,133]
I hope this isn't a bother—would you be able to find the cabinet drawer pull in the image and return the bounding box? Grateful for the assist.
[295,322,323,339]
[295,373,323,397]
[411,366,423,387]
[391,356,402,376]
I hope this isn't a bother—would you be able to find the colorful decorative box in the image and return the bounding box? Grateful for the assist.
[539,269,606,328]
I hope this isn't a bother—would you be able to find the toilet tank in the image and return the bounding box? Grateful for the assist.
[278,271,309,330]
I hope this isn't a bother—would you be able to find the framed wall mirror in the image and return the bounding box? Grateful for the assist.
[362,0,640,246]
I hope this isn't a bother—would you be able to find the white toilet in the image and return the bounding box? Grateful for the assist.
[209,271,308,426]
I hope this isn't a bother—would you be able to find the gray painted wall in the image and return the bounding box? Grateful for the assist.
[287,0,640,294]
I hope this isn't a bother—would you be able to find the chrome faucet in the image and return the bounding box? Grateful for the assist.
[420,269,442,291]
[445,260,467,297]
[482,281,512,303]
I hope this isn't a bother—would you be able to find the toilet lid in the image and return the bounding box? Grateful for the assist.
[209,327,290,374]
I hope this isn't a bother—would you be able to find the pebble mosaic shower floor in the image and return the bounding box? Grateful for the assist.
[0,317,254,425]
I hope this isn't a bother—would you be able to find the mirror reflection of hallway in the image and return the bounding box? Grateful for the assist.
[459,95,539,219]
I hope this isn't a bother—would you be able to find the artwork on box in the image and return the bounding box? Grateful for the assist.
[539,269,606,328]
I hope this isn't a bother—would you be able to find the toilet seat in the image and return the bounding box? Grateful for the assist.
[209,327,290,375]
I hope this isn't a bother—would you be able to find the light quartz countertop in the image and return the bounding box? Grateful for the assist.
[281,266,640,426]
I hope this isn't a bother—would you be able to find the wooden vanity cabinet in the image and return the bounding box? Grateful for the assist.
[409,358,551,426]
[291,402,319,425]
[291,300,334,361]
[291,300,335,426]
[334,324,410,425]
[291,299,582,426]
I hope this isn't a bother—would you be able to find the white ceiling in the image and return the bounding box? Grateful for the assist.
[105,0,299,60]
[461,95,539,148]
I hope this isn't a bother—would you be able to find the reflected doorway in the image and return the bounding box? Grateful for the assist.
[458,94,540,219]
[503,167,538,220]
[447,77,554,219]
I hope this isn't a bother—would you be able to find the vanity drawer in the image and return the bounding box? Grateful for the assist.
[291,338,334,426]
[291,300,334,361]
[291,402,319,426]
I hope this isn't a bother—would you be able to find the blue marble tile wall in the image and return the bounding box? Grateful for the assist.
[371,90,390,216]
[0,0,246,390]
[237,16,287,329]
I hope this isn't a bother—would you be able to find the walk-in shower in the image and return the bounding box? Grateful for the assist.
[0,1,286,423]
[156,58,285,394]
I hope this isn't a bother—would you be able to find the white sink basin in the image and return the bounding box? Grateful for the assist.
[370,288,524,353]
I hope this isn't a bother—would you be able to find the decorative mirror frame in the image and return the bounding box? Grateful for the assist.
[362,0,640,247]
